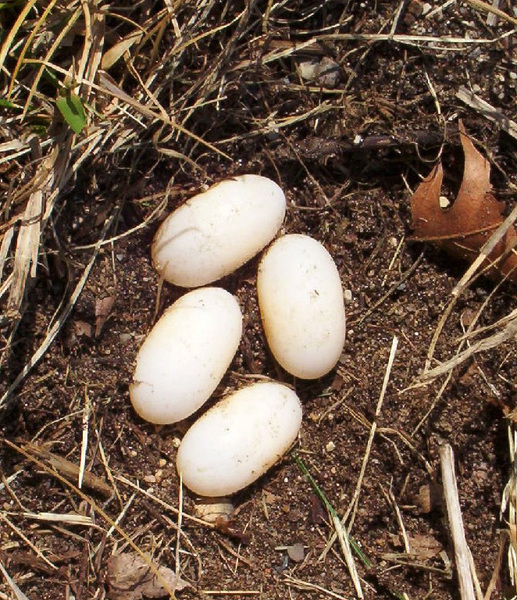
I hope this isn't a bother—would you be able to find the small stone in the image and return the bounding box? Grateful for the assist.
[314,57,340,88]
[297,60,318,81]
[287,543,305,563]
[326,441,336,452]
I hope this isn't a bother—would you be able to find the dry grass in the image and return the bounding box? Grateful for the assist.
[1,1,517,599]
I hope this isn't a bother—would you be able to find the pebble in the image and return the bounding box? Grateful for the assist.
[287,543,305,563]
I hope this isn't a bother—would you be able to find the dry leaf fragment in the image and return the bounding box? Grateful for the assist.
[95,294,116,337]
[407,533,443,560]
[410,121,517,282]
[107,553,190,600]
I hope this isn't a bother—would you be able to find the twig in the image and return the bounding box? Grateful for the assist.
[2,439,181,600]
[347,336,399,529]
[115,474,215,527]
[295,455,368,597]
[201,592,261,596]
[462,0,517,26]
[501,428,517,587]
[175,475,184,595]
[358,253,424,325]
[78,387,91,490]
[417,316,517,383]
[0,561,31,600]
[283,573,350,600]
[320,337,399,560]
[22,442,112,497]
[440,443,477,600]
[0,210,117,415]
[0,513,58,570]
[456,86,517,141]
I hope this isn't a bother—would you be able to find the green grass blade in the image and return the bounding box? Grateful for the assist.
[293,454,372,568]
[56,91,86,134]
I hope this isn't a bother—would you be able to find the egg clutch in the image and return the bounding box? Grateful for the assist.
[130,174,346,497]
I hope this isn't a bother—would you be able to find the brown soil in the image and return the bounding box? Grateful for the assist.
[1,2,517,599]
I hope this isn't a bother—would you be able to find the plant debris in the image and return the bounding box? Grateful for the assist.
[410,120,517,282]
[106,553,190,600]
[193,498,234,523]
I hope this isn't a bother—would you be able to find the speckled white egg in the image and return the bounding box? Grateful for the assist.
[176,382,302,497]
[152,174,286,287]
[130,287,242,424]
[257,234,346,379]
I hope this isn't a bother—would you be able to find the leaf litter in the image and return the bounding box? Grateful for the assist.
[410,120,517,282]
[106,553,190,600]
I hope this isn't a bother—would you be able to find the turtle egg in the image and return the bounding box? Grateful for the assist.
[257,234,346,379]
[176,382,302,496]
[130,287,242,424]
[152,174,286,287]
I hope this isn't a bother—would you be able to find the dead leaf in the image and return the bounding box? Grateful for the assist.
[95,294,116,337]
[74,320,93,338]
[410,121,517,282]
[107,553,190,600]
[407,533,443,560]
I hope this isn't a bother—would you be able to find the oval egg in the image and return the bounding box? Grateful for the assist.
[257,234,346,379]
[152,174,286,287]
[177,382,302,497]
[130,287,242,424]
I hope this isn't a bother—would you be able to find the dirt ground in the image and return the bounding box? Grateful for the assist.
[1,1,517,599]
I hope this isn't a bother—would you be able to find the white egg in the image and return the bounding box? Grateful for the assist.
[130,288,242,424]
[152,174,286,287]
[257,234,346,379]
[177,382,302,496]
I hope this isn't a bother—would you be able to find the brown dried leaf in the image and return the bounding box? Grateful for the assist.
[74,320,93,338]
[107,553,190,600]
[95,294,116,337]
[407,533,443,560]
[410,121,517,282]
